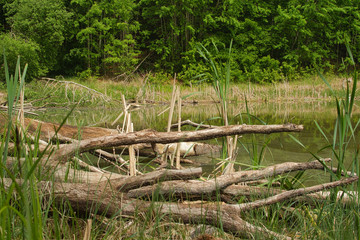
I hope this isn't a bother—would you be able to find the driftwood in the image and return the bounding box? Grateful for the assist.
[5,157,125,183]
[3,161,357,240]
[0,115,118,141]
[92,149,144,175]
[170,119,217,129]
[224,185,358,205]
[8,114,354,238]
[0,116,221,158]
[127,159,331,198]
[113,167,202,192]
[50,123,303,163]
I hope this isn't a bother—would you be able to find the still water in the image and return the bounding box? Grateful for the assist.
[35,100,359,185]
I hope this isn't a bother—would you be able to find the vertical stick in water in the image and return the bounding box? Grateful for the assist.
[121,94,128,133]
[129,121,136,176]
[167,77,177,132]
[176,88,182,169]
[121,94,136,176]
[166,75,177,166]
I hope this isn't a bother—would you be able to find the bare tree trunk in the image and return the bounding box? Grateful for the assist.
[127,159,331,198]
[3,172,356,240]
[51,123,303,163]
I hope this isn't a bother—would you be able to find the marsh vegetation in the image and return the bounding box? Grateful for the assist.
[0,51,359,240]
[1,1,360,239]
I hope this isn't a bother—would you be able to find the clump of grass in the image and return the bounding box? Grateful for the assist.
[286,44,359,239]
[197,40,237,173]
[316,45,359,238]
[0,55,45,239]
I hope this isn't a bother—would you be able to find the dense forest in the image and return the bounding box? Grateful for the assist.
[0,0,359,83]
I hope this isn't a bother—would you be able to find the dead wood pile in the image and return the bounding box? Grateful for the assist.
[3,117,358,239]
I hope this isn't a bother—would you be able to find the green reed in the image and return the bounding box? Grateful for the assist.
[286,44,360,239]
[196,40,234,170]
[0,55,45,239]
[318,45,359,238]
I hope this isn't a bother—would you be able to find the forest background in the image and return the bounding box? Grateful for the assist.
[0,0,359,84]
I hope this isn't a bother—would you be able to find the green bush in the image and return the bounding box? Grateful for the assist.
[0,33,46,81]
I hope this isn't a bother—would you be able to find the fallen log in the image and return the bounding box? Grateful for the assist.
[5,157,125,183]
[127,159,331,198]
[51,123,303,163]
[54,165,125,183]
[0,115,119,141]
[232,176,358,212]
[1,116,221,158]
[3,172,356,240]
[113,167,202,192]
[1,179,291,239]
[223,185,358,205]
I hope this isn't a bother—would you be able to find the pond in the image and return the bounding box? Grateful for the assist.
[35,100,360,185]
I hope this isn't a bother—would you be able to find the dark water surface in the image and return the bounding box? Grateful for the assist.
[36,100,360,185]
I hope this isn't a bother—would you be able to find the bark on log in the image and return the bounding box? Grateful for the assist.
[127,159,331,198]
[2,179,292,239]
[3,174,356,240]
[113,167,202,192]
[223,185,358,205]
[51,123,303,162]
[54,165,125,183]
[5,157,125,183]
[232,176,358,212]
[0,115,118,141]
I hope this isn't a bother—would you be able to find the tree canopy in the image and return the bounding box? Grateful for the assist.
[0,0,359,82]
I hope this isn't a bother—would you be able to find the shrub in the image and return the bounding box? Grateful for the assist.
[0,33,46,81]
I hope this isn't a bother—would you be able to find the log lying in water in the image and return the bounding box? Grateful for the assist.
[0,115,118,140]
[51,123,303,163]
[0,115,221,157]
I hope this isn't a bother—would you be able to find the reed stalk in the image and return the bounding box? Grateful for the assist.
[197,40,236,174]
[175,88,182,169]
[1,55,46,239]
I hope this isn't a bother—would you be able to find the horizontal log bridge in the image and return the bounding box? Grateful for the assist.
[52,123,303,162]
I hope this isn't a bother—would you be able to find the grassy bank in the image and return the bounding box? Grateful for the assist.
[0,73,354,108]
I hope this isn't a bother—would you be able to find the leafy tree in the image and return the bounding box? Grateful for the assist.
[0,33,44,81]
[138,0,214,73]
[6,0,72,75]
[1,0,359,82]
[70,0,139,77]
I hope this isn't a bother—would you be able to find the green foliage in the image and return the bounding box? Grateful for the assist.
[138,0,213,72]
[70,0,139,77]
[0,33,44,81]
[0,0,359,81]
[6,0,72,73]
[1,55,44,240]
